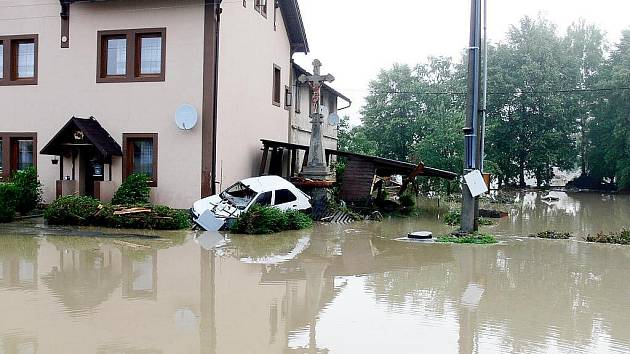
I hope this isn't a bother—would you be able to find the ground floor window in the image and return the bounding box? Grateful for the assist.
[123,133,158,187]
[0,133,37,180]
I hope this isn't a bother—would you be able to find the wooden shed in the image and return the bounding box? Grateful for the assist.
[259,139,458,204]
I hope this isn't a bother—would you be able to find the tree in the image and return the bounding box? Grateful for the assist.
[485,16,577,187]
[588,30,630,189]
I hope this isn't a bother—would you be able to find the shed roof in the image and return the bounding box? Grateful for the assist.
[40,117,122,160]
[260,139,458,180]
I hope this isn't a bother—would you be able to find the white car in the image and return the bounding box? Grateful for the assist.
[191,175,311,231]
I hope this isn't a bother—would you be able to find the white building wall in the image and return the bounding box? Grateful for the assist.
[0,0,205,208]
[216,2,292,191]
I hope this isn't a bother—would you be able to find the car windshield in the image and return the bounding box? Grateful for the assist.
[220,182,258,209]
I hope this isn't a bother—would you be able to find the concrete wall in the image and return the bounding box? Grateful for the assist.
[0,0,206,208]
[215,2,292,192]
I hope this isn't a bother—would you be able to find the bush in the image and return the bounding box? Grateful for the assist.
[231,205,313,235]
[11,167,42,214]
[285,209,313,230]
[44,195,101,225]
[112,173,151,206]
[529,231,572,239]
[444,209,461,226]
[96,204,191,230]
[0,183,18,223]
[399,193,416,208]
[586,230,630,245]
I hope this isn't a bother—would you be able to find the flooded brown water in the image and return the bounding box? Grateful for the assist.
[1,191,630,353]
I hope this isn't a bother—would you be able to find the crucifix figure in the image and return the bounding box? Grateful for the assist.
[298,59,335,180]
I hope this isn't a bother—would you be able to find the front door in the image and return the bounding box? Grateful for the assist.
[80,150,104,197]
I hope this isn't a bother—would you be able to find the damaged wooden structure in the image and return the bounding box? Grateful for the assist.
[259,139,458,204]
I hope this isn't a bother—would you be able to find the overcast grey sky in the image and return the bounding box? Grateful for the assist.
[292,0,630,125]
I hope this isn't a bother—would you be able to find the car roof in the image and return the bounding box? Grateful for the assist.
[240,175,299,194]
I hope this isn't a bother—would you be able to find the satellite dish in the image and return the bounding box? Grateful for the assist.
[328,112,340,126]
[175,104,198,130]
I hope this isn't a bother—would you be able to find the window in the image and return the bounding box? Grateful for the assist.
[272,65,281,106]
[0,43,3,79]
[14,139,33,171]
[123,133,158,187]
[0,133,37,180]
[274,189,297,205]
[97,28,166,83]
[255,0,267,17]
[254,191,272,206]
[294,82,301,113]
[138,34,162,75]
[0,35,38,86]
[105,36,127,76]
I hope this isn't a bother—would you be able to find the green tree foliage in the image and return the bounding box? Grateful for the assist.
[342,16,628,190]
[588,30,630,189]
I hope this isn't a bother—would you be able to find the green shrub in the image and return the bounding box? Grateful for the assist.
[95,204,191,230]
[399,193,416,208]
[112,173,151,206]
[586,230,630,245]
[444,209,461,226]
[0,183,18,223]
[529,231,572,239]
[285,210,313,230]
[44,195,101,225]
[11,167,42,214]
[231,205,313,235]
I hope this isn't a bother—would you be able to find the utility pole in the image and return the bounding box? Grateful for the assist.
[461,0,483,233]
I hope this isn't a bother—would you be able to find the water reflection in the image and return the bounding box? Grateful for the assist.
[0,193,630,353]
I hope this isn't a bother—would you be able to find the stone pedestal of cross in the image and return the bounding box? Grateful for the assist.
[299,59,335,180]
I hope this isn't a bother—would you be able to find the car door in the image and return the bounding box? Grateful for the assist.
[272,189,299,211]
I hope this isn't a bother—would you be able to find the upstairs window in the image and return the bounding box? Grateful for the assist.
[255,0,267,17]
[0,35,38,86]
[98,28,166,83]
[272,65,281,106]
[105,36,127,76]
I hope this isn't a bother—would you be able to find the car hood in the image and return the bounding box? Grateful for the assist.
[192,194,242,219]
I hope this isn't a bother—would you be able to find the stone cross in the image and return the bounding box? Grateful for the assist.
[298,59,335,179]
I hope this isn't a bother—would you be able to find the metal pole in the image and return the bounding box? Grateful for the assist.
[461,0,482,233]
[480,0,488,173]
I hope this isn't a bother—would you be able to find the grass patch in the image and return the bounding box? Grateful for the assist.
[585,230,630,245]
[529,231,572,239]
[437,233,498,244]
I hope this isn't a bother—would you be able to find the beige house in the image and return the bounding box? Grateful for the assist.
[0,0,348,209]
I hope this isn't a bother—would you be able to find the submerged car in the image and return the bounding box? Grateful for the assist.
[191,175,311,231]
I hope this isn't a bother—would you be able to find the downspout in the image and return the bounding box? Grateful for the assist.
[212,1,222,195]
[288,55,295,145]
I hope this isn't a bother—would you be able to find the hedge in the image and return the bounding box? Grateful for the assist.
[44,195,191,230]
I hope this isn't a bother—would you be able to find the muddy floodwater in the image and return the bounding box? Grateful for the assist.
[1,191,630,353]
